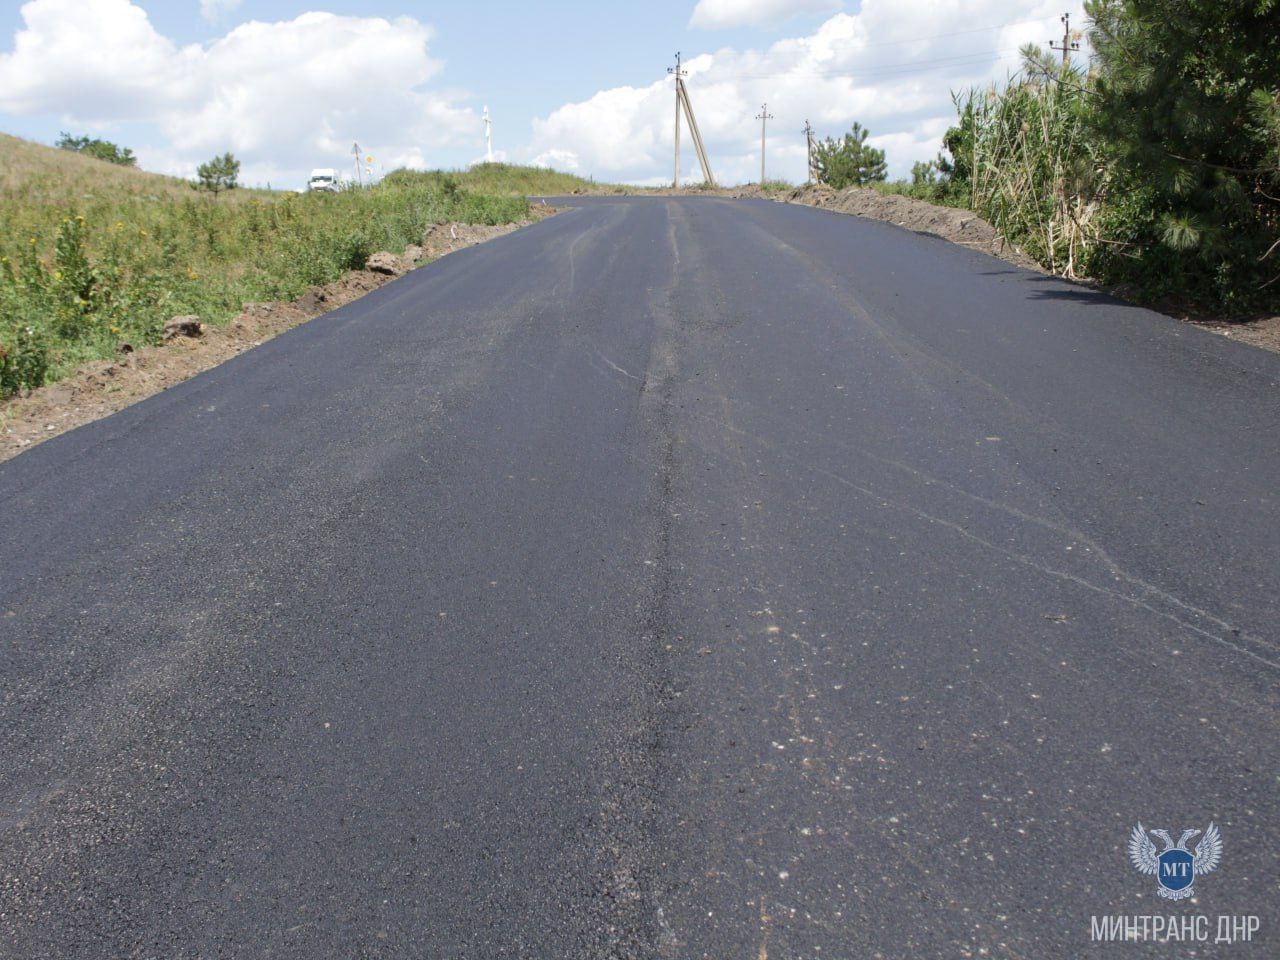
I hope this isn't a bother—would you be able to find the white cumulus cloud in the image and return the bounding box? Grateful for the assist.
[0,0,480,187]
[528,0,1084,185]
[690,0,843,30]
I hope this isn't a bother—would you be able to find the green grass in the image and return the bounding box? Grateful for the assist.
[0,136,578,395]
[413,162,613,196]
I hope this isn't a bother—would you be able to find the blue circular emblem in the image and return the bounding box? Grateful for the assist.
[1157,848,1195,892]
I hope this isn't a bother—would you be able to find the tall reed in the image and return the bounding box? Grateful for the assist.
[961,68,1104,278]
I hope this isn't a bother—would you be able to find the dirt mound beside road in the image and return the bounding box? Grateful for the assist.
[421,219,531,258]
[736,183,1041,270]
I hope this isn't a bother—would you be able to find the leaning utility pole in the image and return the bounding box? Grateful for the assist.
[1050,12,1080,67]
[803,120,817,184]
[675,77,716,188]
[668,52,716,189]
[755,103,773,185]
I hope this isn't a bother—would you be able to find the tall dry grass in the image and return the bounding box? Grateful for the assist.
[961,71,1104,278]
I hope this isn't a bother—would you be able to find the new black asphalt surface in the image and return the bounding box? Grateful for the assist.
[1,196,1277,958]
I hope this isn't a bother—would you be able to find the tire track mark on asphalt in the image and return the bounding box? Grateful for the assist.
[572,199,692,959]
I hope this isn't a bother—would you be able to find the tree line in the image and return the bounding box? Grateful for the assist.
[58,134,241,196]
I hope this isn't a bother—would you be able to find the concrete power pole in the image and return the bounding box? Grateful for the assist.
[803,120,816,184]
[668,53,686,188]
[667,52,716,188]
[483,106,494,163]
[1050,12,1080,67]
[352,141,362,188]
[755,103,773,185]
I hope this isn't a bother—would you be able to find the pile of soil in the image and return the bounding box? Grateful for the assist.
[421,219,534,258]
[0,210,556,463]
[736,183,1041,270]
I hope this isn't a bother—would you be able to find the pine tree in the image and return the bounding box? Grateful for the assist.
[812,123,888,189]
[196,153,241,198]
[1086,0,1280,309]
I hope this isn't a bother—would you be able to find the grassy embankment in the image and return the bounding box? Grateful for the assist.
[0,135,597,395]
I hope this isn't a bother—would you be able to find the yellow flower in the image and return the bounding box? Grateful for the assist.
[54,270,63,280]
[139,229,148,237]
[28,237,36,245]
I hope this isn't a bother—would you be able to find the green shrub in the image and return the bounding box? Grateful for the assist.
[56,133,137,167]
[51,215,98,340]
[0,325,50,395]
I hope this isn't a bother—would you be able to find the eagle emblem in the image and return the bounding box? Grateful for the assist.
[1129,823,1222,900]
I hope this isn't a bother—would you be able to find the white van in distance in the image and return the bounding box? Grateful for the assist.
[306,169,339,192]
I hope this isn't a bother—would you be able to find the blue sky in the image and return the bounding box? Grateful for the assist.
[0,1,1085,188]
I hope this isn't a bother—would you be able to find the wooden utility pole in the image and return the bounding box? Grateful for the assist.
[1050,12,1080,67]
[755,103,773,185]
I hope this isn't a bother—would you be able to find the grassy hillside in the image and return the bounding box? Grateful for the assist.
[400,162,613,196]
[0,132,247,201]
[0,135,574,396]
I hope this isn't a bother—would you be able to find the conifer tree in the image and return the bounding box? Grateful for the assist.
[812,123,888,188]
[1086,0,1280,308]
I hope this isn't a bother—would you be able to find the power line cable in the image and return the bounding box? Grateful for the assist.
[842,13,1060,49]
[715,48,1025,81]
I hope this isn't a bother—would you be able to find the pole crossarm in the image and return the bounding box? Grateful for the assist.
[1050,11,1080,66]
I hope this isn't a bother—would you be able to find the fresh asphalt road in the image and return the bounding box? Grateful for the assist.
[1,197,1277,958]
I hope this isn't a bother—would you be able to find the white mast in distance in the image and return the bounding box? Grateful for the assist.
[483,106,494,163]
